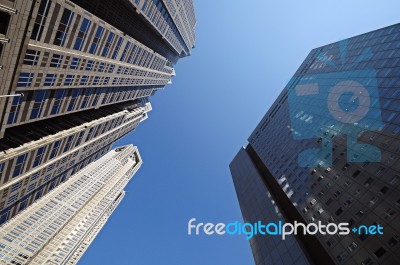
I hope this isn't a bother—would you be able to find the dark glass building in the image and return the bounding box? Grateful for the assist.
[230,23,400,265]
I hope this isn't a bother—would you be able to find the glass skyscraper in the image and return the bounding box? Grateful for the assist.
[0,0,195,224]
[230,23,400,265]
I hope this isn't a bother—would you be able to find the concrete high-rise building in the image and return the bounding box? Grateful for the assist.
[0,144,142,265]
[0,0,195,223]
[0,0,196,135]
[0,99,150,224]
[230,24,400,265]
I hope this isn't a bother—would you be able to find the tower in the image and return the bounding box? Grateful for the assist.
[0,145,142,265]
[230,24,400,265]
[0,0,195,223]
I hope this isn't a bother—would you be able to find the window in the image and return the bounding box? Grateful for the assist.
[33,146,46,168]
[342,163,350,171]
[348,242,357,252]
[10,181,22,193]
[93,76,100,85]
[31,0,51,40]
[335,207,343,216]
[98,62,105,72]
[102,32,115,57]
[80,88,92,109]
[112,37,123,59]
[70,57,81,69]
[73,18,91,51]
[388,235,399,247]
[0,162,4,179]
[51,89,66,115]
[120,41,131,61]
[94,123,105,137]
[74,131,85,147]
[50,54,63,67]
[141,0,148,11]
[101,88,111,104]
[67,89,81,111]
[64,75,74,86]
[91,88,102,107]
[19,199,28,212]
[80,75,88,85]
[63,135,74,153]
[34,189,43,201]
[85,127,94,141]
[127,45,138,64]
[17,72,34,87]
[364,177,374,187]
[0,10,10,35]
[27,183,36,193]
[326,238,335,247]
[44,74,57,86]
[85,60,94,71]
[374,247,386,258]
[384,208,396,220]
[30,91,47,120]
[8,194,18,204]
[30,172,40,181]
[390,175,400,185]
[23,49,41,65]
[380,186,389,195]
[336,252,347,263]
[352,170,361,178]
[49,140,61,159]
[13,154,27,178]
[53,8,74,46]
[89,26,104,54]
[7,96,22,125]
[133,48,143,65]
[375,166,385,176]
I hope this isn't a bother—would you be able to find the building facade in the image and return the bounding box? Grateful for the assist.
[230,24,400,265]
[0,99,150,224]
[230,148,312,265]
[0,144,142,265]
[0,0,195,223]
[0,0,196,135]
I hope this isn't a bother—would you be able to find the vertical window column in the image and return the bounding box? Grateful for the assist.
[30,90,48,120]
[12,154,27,178]
[31,0,51,41]
[73,18,91,51]
[53,8,74,46]
[89,25,104,54]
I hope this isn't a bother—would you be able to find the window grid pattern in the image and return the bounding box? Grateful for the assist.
[0,146,141,265]
[0,103,148,224]
[246,24,400,265]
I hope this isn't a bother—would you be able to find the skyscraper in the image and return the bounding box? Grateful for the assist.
[0,0,195,223]
[0,99,150,224]
[0,144,142,265]
[230,24,400,265]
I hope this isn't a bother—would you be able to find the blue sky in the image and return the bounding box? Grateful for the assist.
[80,1,399,264]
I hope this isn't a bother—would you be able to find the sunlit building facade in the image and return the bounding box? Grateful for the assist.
[0,145,142,265]
[0,99,150,224]
[0,0,195,223]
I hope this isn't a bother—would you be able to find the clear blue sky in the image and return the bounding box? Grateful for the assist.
[79,1,399,264]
